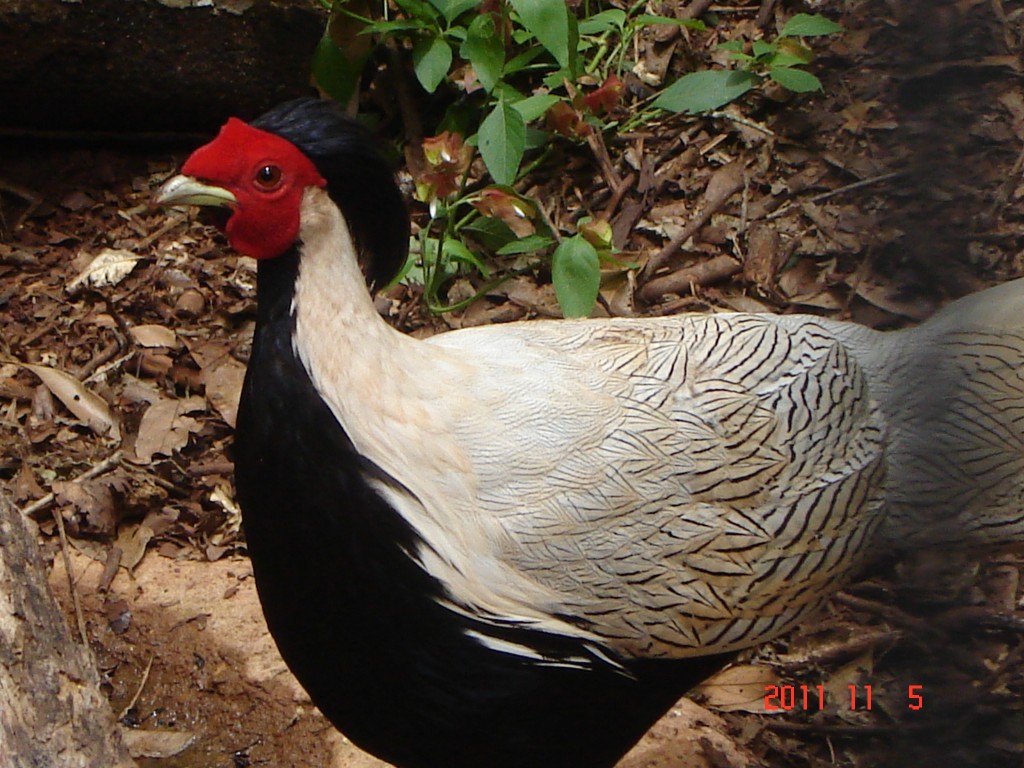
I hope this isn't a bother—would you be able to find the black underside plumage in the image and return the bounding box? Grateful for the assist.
[234,250,736,768]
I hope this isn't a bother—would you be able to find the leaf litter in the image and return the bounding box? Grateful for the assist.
[2,1,1024,766]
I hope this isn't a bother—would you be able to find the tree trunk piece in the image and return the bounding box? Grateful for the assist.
[0,490,136,768]
[0,0,326,132]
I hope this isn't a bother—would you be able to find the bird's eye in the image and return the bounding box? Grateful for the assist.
[255,164,282,189]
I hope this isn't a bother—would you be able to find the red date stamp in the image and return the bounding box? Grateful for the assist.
[764,684,925,712]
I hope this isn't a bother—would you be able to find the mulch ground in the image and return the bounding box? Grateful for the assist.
[2,1,1024,766]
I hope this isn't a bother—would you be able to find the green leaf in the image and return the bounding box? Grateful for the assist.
[462,217,519,251]
[542,68,573,90]
[511,93,560,122]
[566,14,580,77]
[496,234,555,255]
[769,50,811,68]
[717,40,745,53]
[578,9,626,35]
[769,66,822,93]
[361,19,430,35]
[479,101,526,185]
[395,0,441,22]
[420,236,455,295]
[509,0,573,71]
[503,45,547,76]
[777,38,815,63]
[635,14,705,30]
[445,26,469,43]
[412,35,453,93]
[652,69,759,114]
[436,98,479,136]
[552,236,600,318]
[460,15,505,92]
[524,126,550,151]
[443,238,490,276]
[427,0,480,23]
[780,13,843,38]
[311,35,361,105]
[491,81,527,104]
[388,245,420,289]
[751,40,776,59]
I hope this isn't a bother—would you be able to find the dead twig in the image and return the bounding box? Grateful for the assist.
[386,39,425,177]
[74,337,125,381]
[74,291,131,381]
[681,0,715,20]
[932,604,1024,634]
[17,302,64,349]
[186,461,235,477]
[639,160,745,286]
[84,350,136,386]
[118,655,155,722]
[763,171,905,221]
[640,254,742,303]
[755,0,778,28]
[536,199,563,245]
[834,592,935,636]
[708,110,778,137]
[601,171,637,220]
[20,450,124,519]
[586,130,625,196]
[563,78,624,196]
[53,503,89,646]
[136,210,187,250]
[777,629,904,669]
[0,178,43,232]
[764,720,937,736]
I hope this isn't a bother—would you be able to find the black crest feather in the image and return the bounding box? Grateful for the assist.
[252,98,409,290]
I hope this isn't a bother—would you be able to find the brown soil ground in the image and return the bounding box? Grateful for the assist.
[4,1,1024,766]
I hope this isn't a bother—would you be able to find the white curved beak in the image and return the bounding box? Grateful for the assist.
[154,175,237,208]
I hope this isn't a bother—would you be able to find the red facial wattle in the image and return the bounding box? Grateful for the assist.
[180,118,327,260]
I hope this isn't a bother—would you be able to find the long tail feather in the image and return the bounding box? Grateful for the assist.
[837,279,1024,548]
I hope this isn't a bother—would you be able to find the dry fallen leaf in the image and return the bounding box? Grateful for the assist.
[11,463,45,504]
[120,728,196,759]
[501,276,560,316]
[52,479,119,537]
[694,663,782,714]
[778,260,844,310]
[850,271,936,321]
[209,482,242,548]
[130,324,179,348]
[187,340,247,428]
[22,363,118,437]
[825,650,876,725]
[67,248,142,293]
[743,224,781,290]
[116,521,157,571]
[134,395,205,463]
[840,99,882,134]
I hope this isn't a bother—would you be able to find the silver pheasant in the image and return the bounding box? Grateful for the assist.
[154,98,1024,767]
[292,190,1024,661]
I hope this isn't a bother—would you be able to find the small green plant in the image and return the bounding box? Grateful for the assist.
[312,4,840,317]
[313,0,693,317]
[652,13,843,114]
